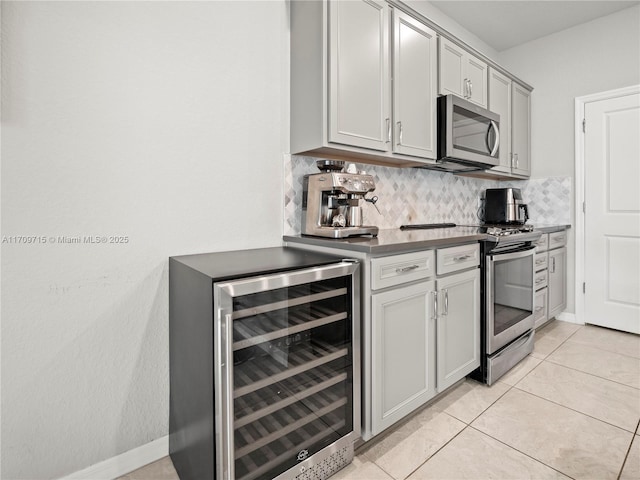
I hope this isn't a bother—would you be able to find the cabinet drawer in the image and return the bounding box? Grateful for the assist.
[371,250,435,290]
[534,252,548,272]
[533,287,548,330]
[549,231,567,249]
[436,244,479,275]
[534,270,548,290]
[534,233,549,252]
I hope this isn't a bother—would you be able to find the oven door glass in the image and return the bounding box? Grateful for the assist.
[487,246,535,354]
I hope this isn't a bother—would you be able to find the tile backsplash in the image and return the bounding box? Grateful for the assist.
[283,155,571,235]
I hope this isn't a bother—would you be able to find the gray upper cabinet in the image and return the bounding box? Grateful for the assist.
[329,0,390,151]
[439,37,488,108]
[393,10,438,159]
[290,0,437,167]
[486,67,532,178]
[488,68,512,174]
[512,83,531,176]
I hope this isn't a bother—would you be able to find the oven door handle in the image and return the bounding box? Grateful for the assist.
[490,246,535,261]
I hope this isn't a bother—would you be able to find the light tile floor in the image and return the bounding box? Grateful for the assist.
[120,320,640,480]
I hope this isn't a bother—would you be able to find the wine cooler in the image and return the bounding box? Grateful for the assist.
[169,247,360,480]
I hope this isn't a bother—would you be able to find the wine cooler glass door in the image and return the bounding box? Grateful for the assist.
[214,261,359,480]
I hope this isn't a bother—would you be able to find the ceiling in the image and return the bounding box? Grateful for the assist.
[428,1,640,52]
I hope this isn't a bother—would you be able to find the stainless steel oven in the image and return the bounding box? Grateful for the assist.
[473,226,541,385]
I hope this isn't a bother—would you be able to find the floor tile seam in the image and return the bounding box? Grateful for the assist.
[399,424,472,480]
[565,339,640,361]
[510,384,640,434]
[540,356,640,391]
[501,355,546,389]
[466,424,576,480]
[617,429,638,480]
[543,356,640,391]
[364,410,465,479]
[448,381,515,425]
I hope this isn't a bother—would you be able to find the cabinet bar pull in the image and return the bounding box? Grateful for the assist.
[453,254,471,262]
[432,291,438,320]
[386,118,391,143]
[444,289,449,316]
[552,257,556,273]
[396,264,420,273]
[397,121,403,145]
[535,278,546,285]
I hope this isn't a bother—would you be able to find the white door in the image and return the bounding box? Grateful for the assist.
[584,91,640,334]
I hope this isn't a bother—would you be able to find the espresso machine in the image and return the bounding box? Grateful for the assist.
[302,160,379,238]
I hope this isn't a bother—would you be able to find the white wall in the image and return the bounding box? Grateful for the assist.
[1,1,288,478]
[402,0,500,62]
[498,5,640,316]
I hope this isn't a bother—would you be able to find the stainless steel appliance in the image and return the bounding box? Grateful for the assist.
[302,161,379,238]
[169,248,360,480]
[435,94,501,172]
[473,224,542,385]
[485,188,530,225]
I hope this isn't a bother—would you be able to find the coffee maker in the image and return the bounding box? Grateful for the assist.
[302,161,379,238]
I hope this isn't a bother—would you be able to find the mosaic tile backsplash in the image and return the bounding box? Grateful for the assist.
[283,155,572,235]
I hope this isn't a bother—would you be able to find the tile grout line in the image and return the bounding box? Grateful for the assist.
[395,382,517,480]
[466,424,577,480]
[511,381,640,434]
[542,355,640,391]
[616,419,639,480]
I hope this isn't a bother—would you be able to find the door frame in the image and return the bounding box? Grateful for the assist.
[574,84,640,325]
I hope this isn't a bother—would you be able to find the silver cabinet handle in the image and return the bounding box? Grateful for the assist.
[535,258,545,265]
[396,264,420,274]
[432,290,438,320]
[514,153,519,168]
[535,277,546,285]
[386,118,391,143]
[553,236,566,243]
[535,306,544,312]
[453,254,471,262]
[469,79,473,98]
[397,121,403,145]
[444,289,449,316]
[551,257,556,273]
[463,78,469,98]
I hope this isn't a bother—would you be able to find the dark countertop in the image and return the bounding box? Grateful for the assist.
[535,224,572,233]
[284,224,570,255]
[170,247,346,281]
[284,227,486,255]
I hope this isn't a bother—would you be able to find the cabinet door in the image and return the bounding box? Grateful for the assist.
[436,268,480,392]
[512,83,531,176]
[393,11,437,159]
[534,287,549,330]
[438,37,465,98]
[466,55,488,108]
[548,247,567,319]
[329,0,390,151]
[488,67,512,173]
[371,280,436,435]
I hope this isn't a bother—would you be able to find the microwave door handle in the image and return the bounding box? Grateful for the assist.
[487,120,500,157]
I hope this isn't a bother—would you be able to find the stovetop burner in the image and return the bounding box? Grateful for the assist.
[481,224,535,236]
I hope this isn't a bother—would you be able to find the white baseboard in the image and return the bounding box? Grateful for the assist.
[556,312,581,324]
[59,435,169,480]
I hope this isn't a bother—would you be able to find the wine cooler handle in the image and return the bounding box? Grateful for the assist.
[223,313,235,480]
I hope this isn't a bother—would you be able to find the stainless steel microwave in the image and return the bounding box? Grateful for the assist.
[436,95,500,172]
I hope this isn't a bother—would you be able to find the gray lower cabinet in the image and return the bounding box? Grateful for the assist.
[548,246,567,319]
[435,268,481,392]
[370,244,480,437]
[533,230,568,328]
[371,280,436,434]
